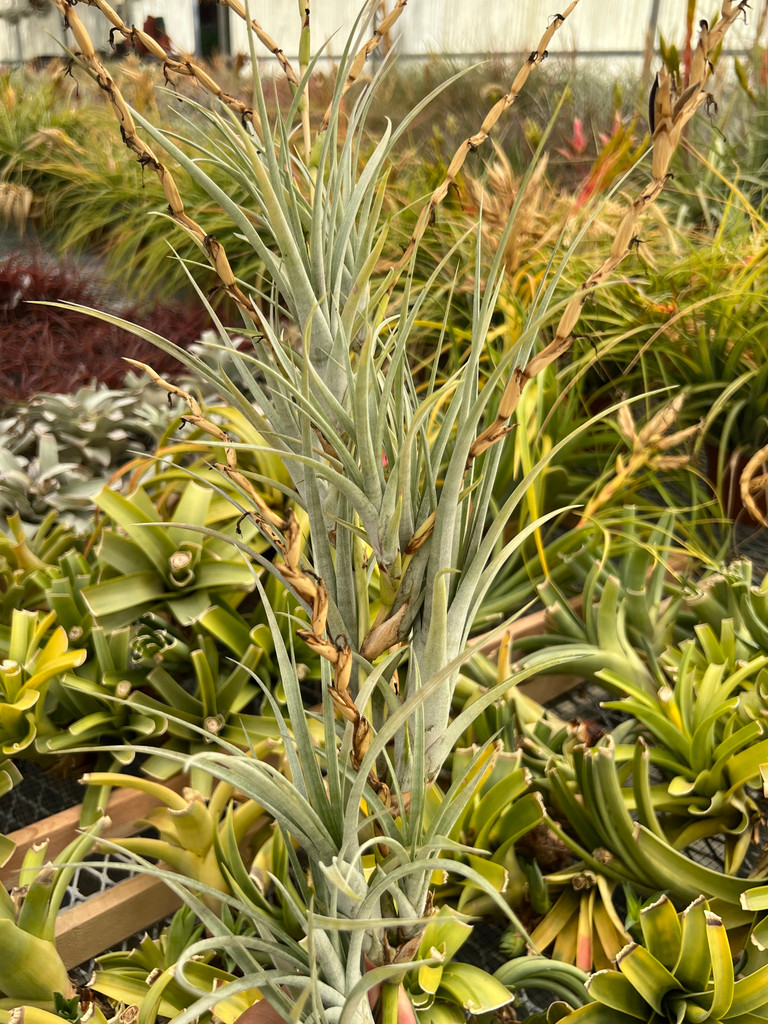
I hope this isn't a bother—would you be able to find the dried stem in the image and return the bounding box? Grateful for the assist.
[275,512,381,793]
[393,2,581,277]
[53,0,259,321]
[216,0,300,88]
[741,445,768,525]
[467,1,749,467]
[125,359,380,788]
[122,360,283,532]
[320,0,409,132]
[64,0,263,133]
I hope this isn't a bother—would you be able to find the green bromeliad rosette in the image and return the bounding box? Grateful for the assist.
[554,894,768,1024]
[0,608,86,763]
[0,821,105,1014]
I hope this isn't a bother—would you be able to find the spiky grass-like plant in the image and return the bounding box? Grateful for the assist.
[50,0,588,789]
[43,2,750,1021]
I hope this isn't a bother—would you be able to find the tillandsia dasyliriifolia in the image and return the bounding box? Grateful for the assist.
[50,0,589,798]
[50,0,376,783]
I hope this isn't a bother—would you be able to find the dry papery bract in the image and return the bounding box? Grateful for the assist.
[580,393,701,523]
[465,151,565,278]
[0,183,33,235]
[740,446,768,525]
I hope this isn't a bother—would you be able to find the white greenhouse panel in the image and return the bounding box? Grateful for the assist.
[0,1,762,64]
[0,1,193,62]
[396,1,650,56]
[654,0,755,50]
[227,0,760,60]
[227,0,376,60]
[0,3,104,62]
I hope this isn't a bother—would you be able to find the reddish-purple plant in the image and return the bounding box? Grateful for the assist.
[0,250,211,402]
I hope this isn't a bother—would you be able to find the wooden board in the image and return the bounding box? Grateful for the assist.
[3,774,189,969]
[1,774,188,885]
[476,597,584,659]
[475,598,585,706]
[55,874,182,970]
[522,671,585,705]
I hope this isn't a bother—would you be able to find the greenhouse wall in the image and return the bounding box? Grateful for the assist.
[0,0,196,63]
[0,0,761,66]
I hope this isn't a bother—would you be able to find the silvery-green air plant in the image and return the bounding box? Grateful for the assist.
[47,1,748,1021]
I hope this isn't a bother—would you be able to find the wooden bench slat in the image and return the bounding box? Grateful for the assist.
[2,774,188,885]
[56,874,182,970]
